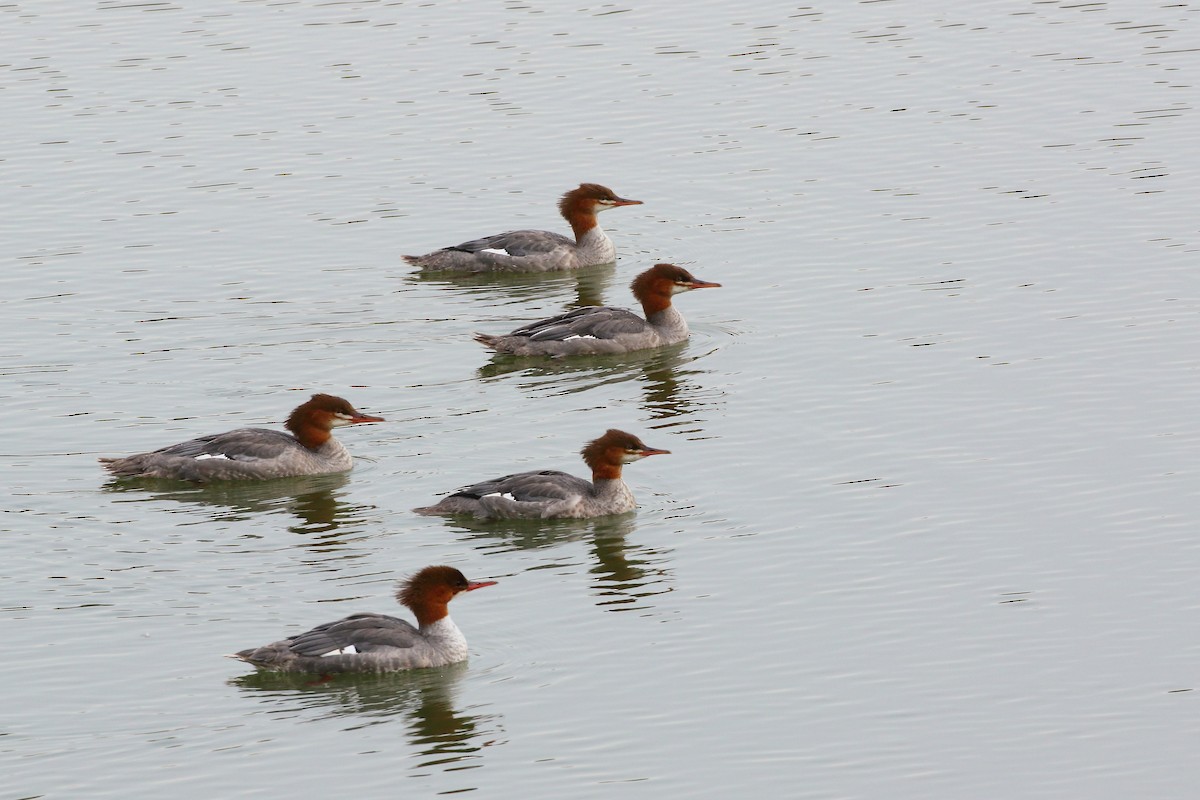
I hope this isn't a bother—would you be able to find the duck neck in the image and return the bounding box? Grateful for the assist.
[638,288,676,318]
[563,202,599,242]
[409,599,451,630]
[287,419,332,450]
[641,294,687,335]
[591,461,625,484]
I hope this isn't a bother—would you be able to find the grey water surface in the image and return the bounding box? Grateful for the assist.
[3,1,1199,797]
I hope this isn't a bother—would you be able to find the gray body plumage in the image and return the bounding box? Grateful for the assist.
[415,470,637,519]
[100,427,354,481]
[476,305,689,357]
[408,226,616,273]
[234,615,469,673]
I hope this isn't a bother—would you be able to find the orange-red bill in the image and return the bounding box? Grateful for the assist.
[466,580,498,591]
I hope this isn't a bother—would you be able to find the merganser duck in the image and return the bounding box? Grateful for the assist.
[403,183,642,272]
[475,263,721,357]
[100,394,384,482]
[414,429,670,519]
[231,566,496,673]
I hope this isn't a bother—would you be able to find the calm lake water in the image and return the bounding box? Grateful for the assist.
[4,1,1199,797]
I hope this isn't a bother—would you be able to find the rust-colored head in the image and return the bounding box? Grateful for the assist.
[285,393,384,449]
[580,428,671,481]
[629,263,722,316]
[559,182,642,214]
[559,183,642,238]
[397,565,497,626]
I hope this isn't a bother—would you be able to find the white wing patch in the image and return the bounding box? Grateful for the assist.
[562,335,598,341]
[321,645,358,656]
[483,492,517,501]
[480,247,510,256]
[195,453,230,461]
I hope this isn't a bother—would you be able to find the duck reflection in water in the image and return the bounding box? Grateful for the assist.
[101,473,376,542]
[478,342,724,424]
[430,513,674,613]
[406,261,616,310]
[231,662,502,771]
